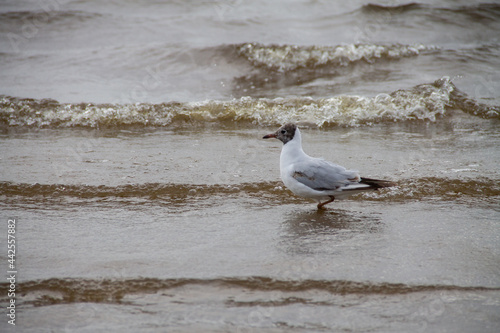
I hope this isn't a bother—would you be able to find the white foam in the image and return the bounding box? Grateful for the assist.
[0,77,486,128]
[238,43,434,72]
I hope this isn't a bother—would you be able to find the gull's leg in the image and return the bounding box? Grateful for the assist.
[317,196,335,209]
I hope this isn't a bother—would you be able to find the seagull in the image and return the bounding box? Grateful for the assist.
[263,123,396,209]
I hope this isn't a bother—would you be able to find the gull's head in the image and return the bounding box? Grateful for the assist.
[263,123,297,144]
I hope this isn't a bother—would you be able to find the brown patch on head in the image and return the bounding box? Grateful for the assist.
[275,123,297,144]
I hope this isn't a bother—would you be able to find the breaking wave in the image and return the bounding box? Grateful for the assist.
[1,77,498,128]
[235,42,433,72]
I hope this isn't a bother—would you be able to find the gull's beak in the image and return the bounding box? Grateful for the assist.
[263,132,277,139]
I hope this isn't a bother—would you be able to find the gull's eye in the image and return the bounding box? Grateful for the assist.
[281,130,287,134]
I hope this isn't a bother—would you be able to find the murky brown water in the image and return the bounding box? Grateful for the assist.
[1,117,499,332]
[1,0,500,331]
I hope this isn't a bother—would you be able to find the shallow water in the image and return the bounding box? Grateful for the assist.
[1,119,500,332]
[1,0,500,332]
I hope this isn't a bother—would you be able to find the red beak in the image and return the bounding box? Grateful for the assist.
[263,133,277,139]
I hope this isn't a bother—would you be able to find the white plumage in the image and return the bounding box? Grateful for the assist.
[263,123,395,209]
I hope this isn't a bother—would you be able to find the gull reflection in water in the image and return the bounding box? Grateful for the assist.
[279,207,383,256]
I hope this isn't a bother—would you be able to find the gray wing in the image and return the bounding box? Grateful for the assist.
[292,158,360,191]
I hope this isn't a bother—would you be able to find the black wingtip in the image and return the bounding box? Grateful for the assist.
[360,177,397,189]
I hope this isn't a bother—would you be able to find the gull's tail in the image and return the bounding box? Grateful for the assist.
[359,178,397,190]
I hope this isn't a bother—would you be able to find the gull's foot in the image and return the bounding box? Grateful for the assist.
[317,196,335,210]
[317,203,327,210]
